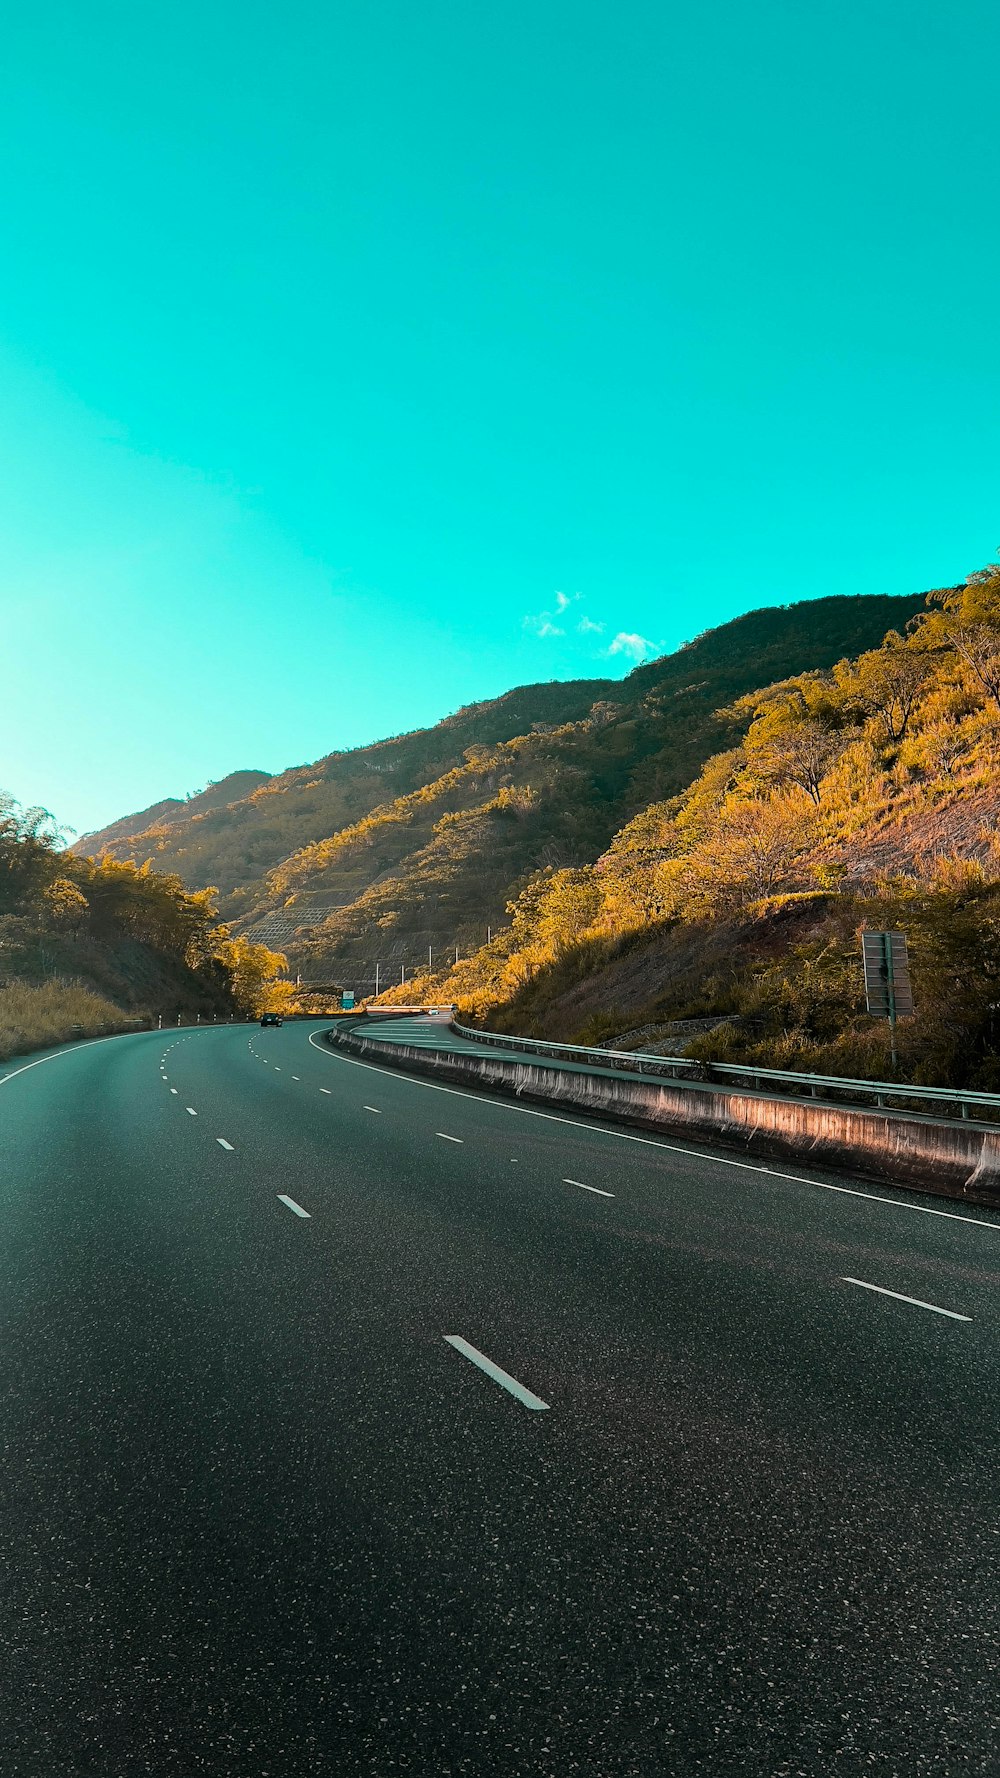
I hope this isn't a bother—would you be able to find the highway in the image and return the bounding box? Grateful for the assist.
[1,1019,998,1776]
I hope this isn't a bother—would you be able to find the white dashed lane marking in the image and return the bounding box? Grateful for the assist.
[563,1178,614,1198]
[278,1194,311,1219]
[217,1138,234,1151]
[437,1132,463,1144]
[186,1107,197,1116]
[841,1277,972,1321]
[443,1335,550,1411]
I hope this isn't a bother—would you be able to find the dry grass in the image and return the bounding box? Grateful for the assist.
[0,979,139,1062]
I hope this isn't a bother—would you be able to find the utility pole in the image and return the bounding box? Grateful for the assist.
[400,964,405,985]
[428,944,433,973]
[487,926,492,944]
[374,961,380,998]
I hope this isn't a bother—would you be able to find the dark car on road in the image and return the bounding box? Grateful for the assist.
[260,1012,283,1027]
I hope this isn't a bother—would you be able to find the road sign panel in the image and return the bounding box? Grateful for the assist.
[862,931,913,1019]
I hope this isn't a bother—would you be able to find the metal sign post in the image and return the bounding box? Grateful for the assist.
[862,931,913,1069]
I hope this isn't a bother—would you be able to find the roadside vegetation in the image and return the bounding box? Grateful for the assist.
[0,796,289,1057]
[376,565,1000,1087]
[0,979,139,1063]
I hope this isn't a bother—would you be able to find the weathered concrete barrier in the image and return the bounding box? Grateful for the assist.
[328,1026,1000,1211]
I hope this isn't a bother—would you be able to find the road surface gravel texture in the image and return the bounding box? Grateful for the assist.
[0,1019,997,1776]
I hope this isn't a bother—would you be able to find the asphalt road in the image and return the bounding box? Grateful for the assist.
[1,1019,998,1777]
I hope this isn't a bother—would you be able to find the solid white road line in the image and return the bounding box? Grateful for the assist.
[278,1194,311,1218]
[217,1138,235,1151]
[186,1107,198,1116]
[841,1277,972,1321]
[306,1035,1000,1236]
[0,1030,153,1090]
[437,1132,463,1143]
[564,1178,615,1198]
[443,1335,550,1411]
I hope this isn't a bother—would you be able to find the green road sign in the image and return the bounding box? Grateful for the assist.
[862,931,914,1020]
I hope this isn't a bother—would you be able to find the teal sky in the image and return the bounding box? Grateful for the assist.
[2,0,997,839]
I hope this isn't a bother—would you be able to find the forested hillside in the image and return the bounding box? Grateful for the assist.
[78,591,926,980]
[0,796,289,1057]
[76,770,271,854]
[395,566,1000,1088]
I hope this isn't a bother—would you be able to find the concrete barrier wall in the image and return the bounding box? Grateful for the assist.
[329,1027,1000,1211]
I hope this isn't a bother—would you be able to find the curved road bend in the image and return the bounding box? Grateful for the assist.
[1,1019,998,1776]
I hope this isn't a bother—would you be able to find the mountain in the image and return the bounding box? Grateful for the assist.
[75,770,271,853]
[76,591,929,982]
[402,566,1000,1089]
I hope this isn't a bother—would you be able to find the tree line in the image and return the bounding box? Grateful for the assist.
[0,798,289,1019]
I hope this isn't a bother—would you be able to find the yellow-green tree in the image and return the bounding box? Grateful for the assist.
[679,789,817,913]
[725,675,848,803]
[833,632,934,743]
[921,566,1000,710]
[214,936,290,1016]
[42,876,89,934]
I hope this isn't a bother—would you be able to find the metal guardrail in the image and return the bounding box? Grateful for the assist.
[450,1022,1000,1124]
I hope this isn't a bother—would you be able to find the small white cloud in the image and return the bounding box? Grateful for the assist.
[608,631,658,661]
[554,590,575,613]
[523,613,565,638]
[578,616,604,635]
